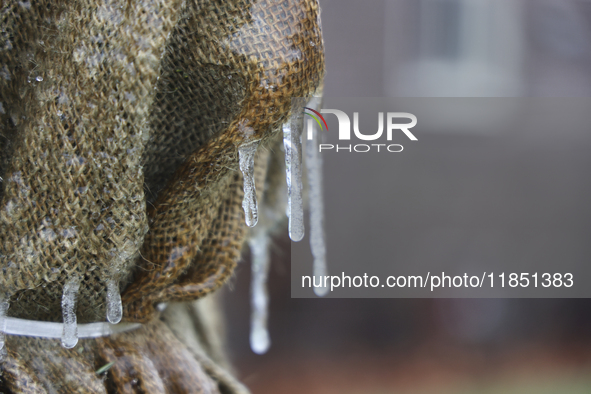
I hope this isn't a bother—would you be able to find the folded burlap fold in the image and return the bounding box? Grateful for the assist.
[0,0,324,391]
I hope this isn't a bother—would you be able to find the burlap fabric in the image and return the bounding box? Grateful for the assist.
[0,0,324,391]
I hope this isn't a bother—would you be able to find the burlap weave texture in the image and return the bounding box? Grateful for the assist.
[0,0,324,391]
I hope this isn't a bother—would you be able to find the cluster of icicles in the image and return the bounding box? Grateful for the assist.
[239,99,328,354]
[0,100,326,358]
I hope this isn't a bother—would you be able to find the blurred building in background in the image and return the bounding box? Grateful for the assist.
[388,0,525,97]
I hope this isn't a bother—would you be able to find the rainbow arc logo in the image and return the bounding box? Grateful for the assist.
[304,107,328,132]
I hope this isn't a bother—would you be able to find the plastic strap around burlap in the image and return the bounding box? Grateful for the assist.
[2,317,141,339]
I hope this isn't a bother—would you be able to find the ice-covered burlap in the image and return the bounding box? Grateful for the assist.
[0,0,324,391]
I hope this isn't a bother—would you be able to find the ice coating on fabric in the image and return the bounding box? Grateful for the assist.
[61,276,81,349]
[305,109,329,296]
[283,115,305,242]
[0,296,8,360]
[249,233,271,354]
[106,278,123,324]
[239,141,260,227]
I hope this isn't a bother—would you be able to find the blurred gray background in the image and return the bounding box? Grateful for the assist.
[223,1,591,393]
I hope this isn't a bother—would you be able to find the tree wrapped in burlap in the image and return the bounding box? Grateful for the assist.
[0,0,324,392]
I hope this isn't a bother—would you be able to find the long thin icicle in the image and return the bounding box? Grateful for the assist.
[106,278,122,324]
[0,296,8,360]
[283,114,305,241]
[249,233,271,354]
[61,275,81,349]
[304,101,329,297]
[239,141,260,228]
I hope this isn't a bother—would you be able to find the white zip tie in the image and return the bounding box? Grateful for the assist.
[2,317,141,340]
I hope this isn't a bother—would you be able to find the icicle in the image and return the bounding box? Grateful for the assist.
[283,115,305,242]
[249,233,271,354]
[106,278,122,324]
[0,296,8,361]
[61,275,81,349]
[304,110,329,296]
[239,141,260,227]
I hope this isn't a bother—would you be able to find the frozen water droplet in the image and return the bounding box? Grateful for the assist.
[106,278,122,324]
[35,76,43,82]
[305,104,329,297]
[251,325,270,355]
[283,115,305,242]
[0,296,9,361]
[239,141,260,227]
[249,234,271,354]
[61,276,81,348]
